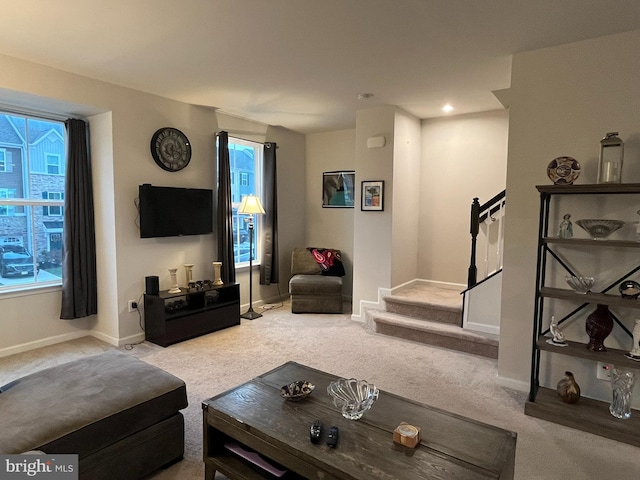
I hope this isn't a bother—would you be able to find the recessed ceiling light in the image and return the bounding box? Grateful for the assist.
[442,104,454,113]
[357,93,374,100]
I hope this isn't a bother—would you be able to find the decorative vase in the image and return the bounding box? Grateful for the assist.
[585,304,613,352]
[609,368,636,419]
[556,371,581,404]
[212,262,223,286]
[168,268,181,294]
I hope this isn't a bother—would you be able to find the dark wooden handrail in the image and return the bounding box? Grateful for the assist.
[468,190,506,288]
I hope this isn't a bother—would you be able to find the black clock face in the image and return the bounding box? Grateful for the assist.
[150,128,192,172]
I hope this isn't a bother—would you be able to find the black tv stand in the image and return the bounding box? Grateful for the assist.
[144,283,240,347]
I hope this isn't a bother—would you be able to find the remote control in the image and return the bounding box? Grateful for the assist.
[327,426,339,448]
[310,420,323,444]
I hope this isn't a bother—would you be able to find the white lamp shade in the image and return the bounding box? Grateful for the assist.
[238,194,265,215]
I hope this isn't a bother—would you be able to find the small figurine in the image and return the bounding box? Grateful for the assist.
[624,318,640,361]
[547,315,568,347]
[558,213,573,239]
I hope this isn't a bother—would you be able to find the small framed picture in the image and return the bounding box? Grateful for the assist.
[361,180,384,211]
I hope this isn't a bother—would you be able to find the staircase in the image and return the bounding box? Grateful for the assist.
[366,283,499,359]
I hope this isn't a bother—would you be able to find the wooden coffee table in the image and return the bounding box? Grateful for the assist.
[202,362,516,479]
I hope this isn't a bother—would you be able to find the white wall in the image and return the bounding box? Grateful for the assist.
[500,29,640,402]
[305,129,356,298]
[352,107,397,316]
[0,53,306,355]
[419,110,509,285]
[390,110,421,288]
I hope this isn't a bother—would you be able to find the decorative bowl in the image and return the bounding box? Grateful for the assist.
[327,378,379,420]
[575,219,625,240]
[280,380,315,401]
[547,156,581,185]
[619,280,640,299]
[565,275,595,294]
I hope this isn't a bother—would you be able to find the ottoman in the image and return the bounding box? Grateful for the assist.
[0,349,188,479]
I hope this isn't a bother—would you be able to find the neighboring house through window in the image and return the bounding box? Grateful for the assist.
[221,137,263,266]
[0,112,66,290]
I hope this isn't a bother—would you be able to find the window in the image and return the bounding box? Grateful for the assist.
[0,189,16,216]
[220,137,263,266]
[42,191,64,216]
[0,112,66,291]
[46,154,61,175]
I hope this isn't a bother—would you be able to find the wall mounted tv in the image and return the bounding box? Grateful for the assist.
[139,184,214,238]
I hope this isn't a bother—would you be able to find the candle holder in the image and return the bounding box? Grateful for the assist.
[184,264,194,284]
[212,262,223,286]
[168,268,181,294]
[597,132,624,184]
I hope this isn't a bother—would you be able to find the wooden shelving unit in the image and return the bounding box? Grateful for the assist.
[528,183,640,446]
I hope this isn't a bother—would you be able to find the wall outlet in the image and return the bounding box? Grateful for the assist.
[128,300,138,313]
[597,362,613,381]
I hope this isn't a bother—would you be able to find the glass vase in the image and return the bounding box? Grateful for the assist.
[609,368,636,419]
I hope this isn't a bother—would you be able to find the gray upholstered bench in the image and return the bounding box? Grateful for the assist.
[0,349,187,479]
[289,247,344,314]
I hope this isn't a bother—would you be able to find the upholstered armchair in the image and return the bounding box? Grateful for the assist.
[288,247,344,314]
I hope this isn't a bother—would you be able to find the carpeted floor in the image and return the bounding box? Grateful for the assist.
[1,303,639,479]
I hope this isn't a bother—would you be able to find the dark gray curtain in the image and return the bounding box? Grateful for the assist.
[217,131,236,283]
[260,142,279,285]
[60,118,97,319]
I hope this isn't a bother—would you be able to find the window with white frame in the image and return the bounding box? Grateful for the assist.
[46,153,62,175]
[220,137,263,266]
[43,191,64,216]
[0,112,66,290]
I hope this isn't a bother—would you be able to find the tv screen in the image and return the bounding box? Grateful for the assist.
[139,184,214,238]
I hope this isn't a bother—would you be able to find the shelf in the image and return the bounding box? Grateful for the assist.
[536,183,640,195]
[543,237,640,248]
[540,287,640,309]
[536,337,640,369]
[525,387,640,447]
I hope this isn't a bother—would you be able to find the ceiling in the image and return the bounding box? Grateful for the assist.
[0,1,639,134]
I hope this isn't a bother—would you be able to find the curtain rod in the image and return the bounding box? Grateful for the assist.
[216,132,277,148]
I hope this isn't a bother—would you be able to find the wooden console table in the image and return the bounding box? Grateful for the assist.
[202,362,516,479]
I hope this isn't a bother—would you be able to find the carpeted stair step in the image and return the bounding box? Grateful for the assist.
[383,294,462,326]
[368,310,498,359]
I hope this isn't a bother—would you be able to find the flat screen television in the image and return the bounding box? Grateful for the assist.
[139,184,214,238]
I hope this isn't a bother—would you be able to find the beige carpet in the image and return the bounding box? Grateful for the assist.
[1,303,639,479]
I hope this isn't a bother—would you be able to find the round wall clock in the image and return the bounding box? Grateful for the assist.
[150,127,192,172]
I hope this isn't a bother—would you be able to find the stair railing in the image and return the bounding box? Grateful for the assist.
[468,190,506,289]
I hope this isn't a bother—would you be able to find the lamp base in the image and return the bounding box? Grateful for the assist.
[240,308,263,320]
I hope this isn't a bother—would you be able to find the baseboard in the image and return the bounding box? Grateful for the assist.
[0,331,90,358]
[495,374,529,392]
[352,287,391,322]
[0,329,132,358]
[464,321,500,336]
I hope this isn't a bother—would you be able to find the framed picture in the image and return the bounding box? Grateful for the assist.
[361,180,384,211]
[322,171,355,208]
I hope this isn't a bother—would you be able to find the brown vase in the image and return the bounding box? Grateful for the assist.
[585,304,613,352]
[557,371,581,404]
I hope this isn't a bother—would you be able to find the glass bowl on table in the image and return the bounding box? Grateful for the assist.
[327,378,379,420]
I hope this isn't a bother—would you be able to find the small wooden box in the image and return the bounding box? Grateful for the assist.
[393,422,421,448]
